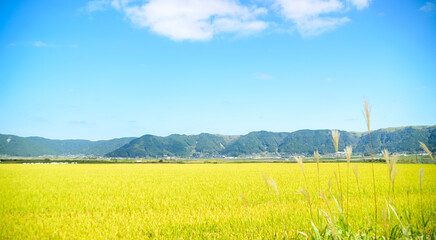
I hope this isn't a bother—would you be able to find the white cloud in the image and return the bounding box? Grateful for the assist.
[420,1,436,12]
[112,0,268,40]
[274,0,356,36]
[295,16,350,36]
[81,0,371,40]
[275,0,344,19]
[348,0,370,10]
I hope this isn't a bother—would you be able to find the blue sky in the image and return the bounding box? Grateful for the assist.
[0,0,435,140]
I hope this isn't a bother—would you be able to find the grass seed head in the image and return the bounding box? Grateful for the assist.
[297,187,311,206]
[331,130,340,153]
[268,177,279,196]
[390,154,399,174]
[295,156,305,176]
[419,141,434,160]
[382,149,390,166]
[345,146,352,166]
[364,98,371,134]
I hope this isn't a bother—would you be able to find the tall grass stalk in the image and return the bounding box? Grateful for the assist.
[262,172,279,196]
[331,129,343,209]
[352,164,371,227]
[345,146,352,228]
[295,156,314,221]
[297,187,313,220]
[419,167,425,234]
[382,149,399,196]
[364,98,377,237]
[314,150,321,224]
[314,150,321,192]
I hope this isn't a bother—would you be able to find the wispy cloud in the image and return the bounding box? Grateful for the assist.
[254,73,273,80]
[273,0,367,36]
[82,0,111,13]
[294,16,350,36]
[420,0,436,12]
[325,77,333,83]
[33,41,48,47]
[348,0,371,10]
[415,86,427,91]
[68,120,96,126]
[5,41,78,49]
[82,0,371,40]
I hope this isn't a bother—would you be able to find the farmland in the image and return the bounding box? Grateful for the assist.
[1,163,435,239]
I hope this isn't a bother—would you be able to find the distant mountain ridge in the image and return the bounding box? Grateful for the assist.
[1,125,435,158]
[0,135,135,157]
[105,125,435,158]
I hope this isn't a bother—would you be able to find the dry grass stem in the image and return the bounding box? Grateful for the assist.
[364,98,377,238]
[298,187,313,219]
[331,130,343,209]
[345,146,352,227]
[262,172,270,191]
[419,168,424,190]
[295,156,305,176]
[352,164,359,188]
[268,177,279,196]
[241,192,248,207]
[382,149,399,194]
[314,150,320,190]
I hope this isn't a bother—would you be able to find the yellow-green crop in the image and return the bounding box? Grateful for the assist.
[1,163,435,239]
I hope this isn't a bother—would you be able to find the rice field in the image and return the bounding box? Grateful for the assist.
[1,163,435,239]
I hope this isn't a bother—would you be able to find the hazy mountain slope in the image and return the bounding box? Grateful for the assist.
[106,126,435,158]
[221,131,290,156]
[354,126,435,153]
[2,125,435,158]
[0,134,135,157]
[278,130,361,155]
[106,134,234,158]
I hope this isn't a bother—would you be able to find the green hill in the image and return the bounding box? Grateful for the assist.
[106,125,435,158]
[2,125,435,158]
[106,134,237,158]
[0,134,135,157]
[277,129,361,155]
[354,126,436,153]
[222,131,290,156]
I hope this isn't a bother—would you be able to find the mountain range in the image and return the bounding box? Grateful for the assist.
[1,125,435,158]
[0,135,135,157]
